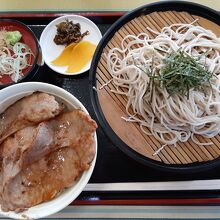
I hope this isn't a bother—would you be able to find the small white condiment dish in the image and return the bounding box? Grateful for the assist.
[40,15,102,75]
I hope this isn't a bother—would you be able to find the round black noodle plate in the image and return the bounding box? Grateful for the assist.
[89,1,220,172]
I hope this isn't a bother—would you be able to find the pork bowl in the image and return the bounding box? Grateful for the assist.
[0,82,97,219]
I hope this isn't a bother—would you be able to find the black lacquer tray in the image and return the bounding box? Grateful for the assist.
[2,4,220,205]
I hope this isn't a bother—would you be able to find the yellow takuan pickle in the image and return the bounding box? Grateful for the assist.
[51,43,76,66]
[66,41,96,73]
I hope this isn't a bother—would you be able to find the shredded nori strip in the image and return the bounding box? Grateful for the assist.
[135,50,214,98]
[159,51,214,97]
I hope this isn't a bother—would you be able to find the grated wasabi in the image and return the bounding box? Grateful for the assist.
[5,31,22,46]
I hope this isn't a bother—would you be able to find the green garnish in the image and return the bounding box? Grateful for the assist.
[160,50,213,97]
[135,50,214,98]
[5,31,22,46]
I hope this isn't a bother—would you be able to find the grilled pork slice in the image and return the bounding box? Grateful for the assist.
[51,109,97,169]
[1,147,82,212]
[1,125,54,188]
[0,92,64,144]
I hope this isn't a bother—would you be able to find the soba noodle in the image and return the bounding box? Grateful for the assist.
[106,21,220,152]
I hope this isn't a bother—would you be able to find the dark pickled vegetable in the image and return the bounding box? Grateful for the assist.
[53,19,89,45]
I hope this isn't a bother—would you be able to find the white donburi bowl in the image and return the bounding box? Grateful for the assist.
[40,15,102,75]
[0,82,97,219]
